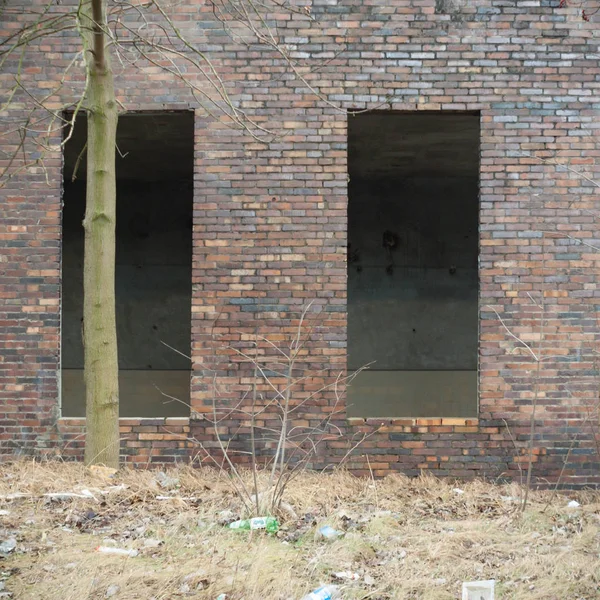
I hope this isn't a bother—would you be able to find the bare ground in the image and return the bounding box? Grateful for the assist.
[0,462,598,599]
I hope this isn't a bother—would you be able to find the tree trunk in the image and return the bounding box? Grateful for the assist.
[80,0,120,467]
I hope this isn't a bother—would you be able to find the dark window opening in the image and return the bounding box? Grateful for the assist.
[347,112,479,418]
[61,112,193,418]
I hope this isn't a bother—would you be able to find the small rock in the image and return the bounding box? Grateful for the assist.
[434,578,447,585]
[0,510,9,516]
[453,488,465,495]
[364,575,376,586]
[179,583,191,594]
[143,538,163,549]
[105,584,120,598]
[0,538,16,554]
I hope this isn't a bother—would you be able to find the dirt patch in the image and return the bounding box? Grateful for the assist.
[0,462,598,599]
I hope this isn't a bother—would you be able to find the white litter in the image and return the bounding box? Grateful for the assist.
[462,579,495,600]
[96,546,138,557]
[0,493,31,500]
[567,500,581,508]
[44,489,97,501]
[0,538,17,554]
[156,496,198,501]
[332,571,360,581]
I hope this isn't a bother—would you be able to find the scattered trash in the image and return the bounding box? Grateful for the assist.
[462,579,495,600]
[434,578,447,585]
[228,516,279,533]
[0,493,31,500]
[216,510,237,526]
[105,583,120,598]
[332,571,359,581]
[216,595,227,600]
[0,538,17,555]
[316,526,343,541]
[300,584,340,600]
[567,500,581,508]
[155,471,179,490]
[44,490,97,501]
[143,538,163,548]
[453,488,465,495]
[156,495,198,501]
[96,546,139,557]
[0,510,10,516]
[364,574,375,586]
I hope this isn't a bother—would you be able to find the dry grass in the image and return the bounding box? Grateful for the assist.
[0,461,599,599]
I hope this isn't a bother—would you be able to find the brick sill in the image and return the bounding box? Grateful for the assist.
[58,417,190,426]
[347,417,479,427]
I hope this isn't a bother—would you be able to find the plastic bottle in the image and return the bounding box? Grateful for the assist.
[227,516,279,533]
[300,585,340,600]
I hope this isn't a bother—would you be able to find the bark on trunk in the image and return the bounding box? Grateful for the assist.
[80,0,120,467]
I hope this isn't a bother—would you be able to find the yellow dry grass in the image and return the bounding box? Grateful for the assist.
[0,461,598,599]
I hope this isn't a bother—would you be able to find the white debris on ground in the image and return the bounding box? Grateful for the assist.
[0,462,598,599]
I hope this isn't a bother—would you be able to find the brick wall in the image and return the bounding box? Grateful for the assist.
[1,0,599,486]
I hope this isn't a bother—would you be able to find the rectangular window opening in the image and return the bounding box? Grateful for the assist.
[61,111,194,418]
[347,112,479,418]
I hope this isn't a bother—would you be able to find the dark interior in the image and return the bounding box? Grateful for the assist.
[347,112,480,418]
[61,112,193,418]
